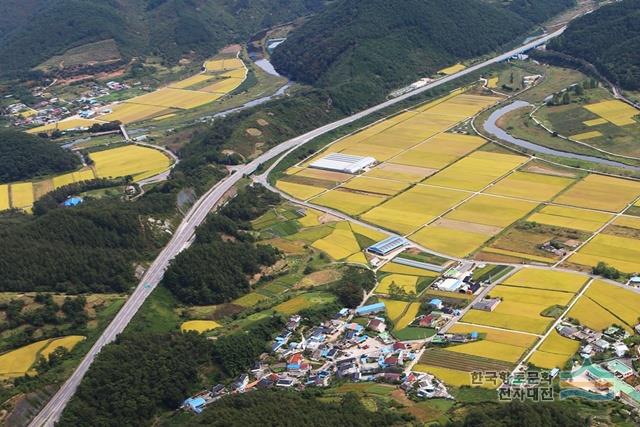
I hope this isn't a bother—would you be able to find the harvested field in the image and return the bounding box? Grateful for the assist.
[526,205,613,232]
[311,189,386,216]
[90,145,171,181]
[584,100,639,126]
[445,194,537,228]
[424,151,527,191]
[293,168,352,183]
[486,171,574,201]
[553,174,640,212]
[361,185,468,234]
[480,248,555,264]
[501,269,588,293]
[569,234,640,273]
[180,320,221,333]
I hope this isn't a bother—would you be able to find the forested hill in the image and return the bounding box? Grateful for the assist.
[548,0,640,91]
[0,129,79,184]
[0,0,324,76]
[271,0,575,111]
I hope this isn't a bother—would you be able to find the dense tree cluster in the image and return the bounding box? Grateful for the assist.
[0,190,174,293]
[332,266,376,308]
[0,0,325,76]
[162,185,281,305]
[272,0,575,111]
[167,390,410,427]
[58,333,211,427]
[0,129,79,184]
[549,0,640,90]
[447,400,587,427]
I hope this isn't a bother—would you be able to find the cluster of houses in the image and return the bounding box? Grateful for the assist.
[557,322,631,359]
[182,305,452,415]
[412,298,459,330]
[432,262,482,295]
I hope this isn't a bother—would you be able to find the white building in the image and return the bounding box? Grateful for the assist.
[310,153,376,174]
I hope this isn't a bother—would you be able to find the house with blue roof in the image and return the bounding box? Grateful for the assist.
[183,396,206,414]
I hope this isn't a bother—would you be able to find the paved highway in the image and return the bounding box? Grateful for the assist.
[29,28,565,426]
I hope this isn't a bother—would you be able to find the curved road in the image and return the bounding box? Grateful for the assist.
[30,28,566,427]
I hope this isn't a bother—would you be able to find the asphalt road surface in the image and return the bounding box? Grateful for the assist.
[29,28,565,426]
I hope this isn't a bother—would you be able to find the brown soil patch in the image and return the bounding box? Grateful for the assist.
[602,225,640,239]
[33,179,54,199]
[281,174,336,189]
[246,128,263,137]
[295,168,352,182]
[257,118,269,126]
[318,212,341,224]
[522,163,577,178]
[474,251,525,264]
[221,44,242,54]
[558,261,592,274]
[434,218,502,235]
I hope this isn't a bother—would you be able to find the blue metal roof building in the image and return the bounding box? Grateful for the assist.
[63,196,83,207]
[367,236,407,256]
[183,396,206,414]
[355,302,386,316]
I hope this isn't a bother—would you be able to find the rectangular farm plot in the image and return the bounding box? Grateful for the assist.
[340,176,409,196]
[276,181,326,200]
[424,151,527,191]
[311,224,361,260]
[53,168,96,189]
[584,100,639,126]
[391,133,485,169]
[566,295,631,333]
[613,215,640,230]
[553,174,640,212]
[127,88,222,109]
[375,274,419,295]
[462,285,574,334]
[169,73,216,89]
[361,185,469,234]
[199,78,244,94]
[570,130,603,141]
[569,234,640,273]
[526,205,613,232]
[448,324,537,348]
[486,171,574,202]
[364,163,436,183]
[583,118,608,127]
[410,225,493,258]
[0,185,9,210]
[204,57,244,72]
[444,194,538,228]
[502,269,588,293]
[446,340,526,363]
[311,189,387,216]
[99,103,176,124]
[10,182,34,210]
[584,280,640,328]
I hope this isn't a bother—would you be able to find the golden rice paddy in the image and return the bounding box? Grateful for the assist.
[204,57,244,72]
[424,151,527,191]
[340,176,409,196]
[311,223,361,260]
[276,181,326,200]
[566,295,628,332]
[502,269,587,293]
[481,248,556,264]
[376,274,419,295]
[381,299,410,323]
[447,340,524,363]
[199,78,244,94]
[394,302,421,331]
[613,215,640,230]
[526,205,613,232]
[553,174,640,212]
[391,133,485,169]
[91,145,172,181]
[438,63,466,75]
[445,194,537,228]
[0,185,9,211]
[99,103,175,123]
[0,336,84,378]
[349,222,388,242]
[11,182,34,210]
[487,77,499,89]
[364,163,435,183]
[410,225,492,258]
[52,168,96,189]
[40,336,86,358]
[361,185,468,234]
[169,73,216,89]
[528,351,573,370]
[462,285,574,334]
[584,100,639,126]
[125,88,223,109]
[583,118,608,127]
[569,233,640,273]
[570,131,603,141]
[180,320,221,333]
[584,280,640,328]
[486,171,574,202]
[311,189,387,216]
[449,324,537,348]
[27,118,101,134]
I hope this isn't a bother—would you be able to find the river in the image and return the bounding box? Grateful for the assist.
[483,101,640,172]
